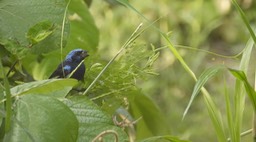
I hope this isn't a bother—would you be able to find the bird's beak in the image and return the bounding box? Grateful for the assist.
[82,50,89,58]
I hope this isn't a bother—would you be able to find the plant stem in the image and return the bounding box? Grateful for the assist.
[82,23,143,96]
[0,61,12,132]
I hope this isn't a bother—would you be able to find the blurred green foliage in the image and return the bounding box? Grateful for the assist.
[1,0,256,141]
[89,0,256,141]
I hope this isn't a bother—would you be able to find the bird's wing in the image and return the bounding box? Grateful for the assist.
[49,63,72,79]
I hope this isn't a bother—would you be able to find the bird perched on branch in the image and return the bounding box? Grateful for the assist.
[49,49,89,81]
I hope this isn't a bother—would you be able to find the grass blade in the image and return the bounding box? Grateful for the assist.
[161,34,197,81]
[229,69,256,111]
[60,0,71,76]
[202,91,226,142]
[231,0,256,44]
[224,76,236,141]
[163,34,226,141]
[230,37,254,142]
[183,66,223,120]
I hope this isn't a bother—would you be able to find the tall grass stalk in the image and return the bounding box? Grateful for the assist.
[60,0,71,77]
[229,1,256,141]
[0,60,12,132]
[231,0,256,44]
[162,34,226,141]
[228,37,253,142]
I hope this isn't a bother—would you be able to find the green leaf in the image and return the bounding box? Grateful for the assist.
[66,0,99,51]
[26,21,54,45]
[202,92,226,141]
[129,92,170,140]
[64,96,128,142]
[0,39,30,59]
[139,135,190,142]
[11,79,78,98]
[229,69,256,111]
[229,69,246,80]
[5,95,79,142]
[0,0,69,55]
[183,66,224,119]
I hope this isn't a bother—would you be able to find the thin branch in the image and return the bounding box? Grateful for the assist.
[7,60,18,77]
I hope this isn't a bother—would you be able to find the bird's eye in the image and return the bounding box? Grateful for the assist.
[78,51,83,55]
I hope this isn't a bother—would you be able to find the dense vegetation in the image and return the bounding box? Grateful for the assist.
[1,0,256,141]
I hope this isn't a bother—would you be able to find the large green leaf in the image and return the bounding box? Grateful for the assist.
[0,0,69,56]
[4,95,79,142]
[129,92,170,140]
[10,79,77,98]
[64,96,128,142]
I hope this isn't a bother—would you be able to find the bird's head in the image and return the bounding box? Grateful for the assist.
[65,49,89,63]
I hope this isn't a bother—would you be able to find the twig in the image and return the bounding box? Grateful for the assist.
[7,60,18,77]
[91,130,119,142]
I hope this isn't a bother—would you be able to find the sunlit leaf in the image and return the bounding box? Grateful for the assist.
[10,79,77,98]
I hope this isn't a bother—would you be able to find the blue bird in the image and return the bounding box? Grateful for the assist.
[49,49,89,81]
